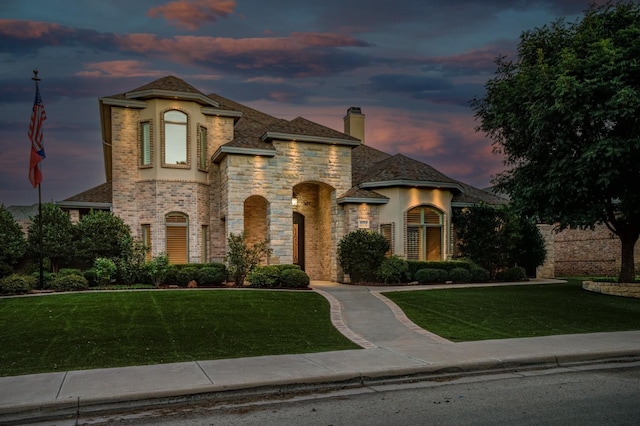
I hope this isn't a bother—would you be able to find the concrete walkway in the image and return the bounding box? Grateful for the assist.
[2,280,640,424]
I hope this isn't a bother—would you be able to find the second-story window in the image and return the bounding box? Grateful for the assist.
[163,110,188,166]
[140,121,152,167]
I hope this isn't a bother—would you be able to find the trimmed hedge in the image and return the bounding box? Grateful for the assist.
[198,267,226,286]
[448,267,472,283]
[407,260,476,280]
[247,264,303,288]
[497,266,526,282]
[164,263,227,286]
[415,268,448,284]
[280,268,310,288]
[377,256,409,284]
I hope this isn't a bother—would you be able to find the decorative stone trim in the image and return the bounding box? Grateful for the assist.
[582,281,640,299]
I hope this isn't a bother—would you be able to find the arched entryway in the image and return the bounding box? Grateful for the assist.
[244,195,269,247]
[292,182,335,280]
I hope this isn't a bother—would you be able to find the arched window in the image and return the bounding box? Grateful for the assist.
[166,212,188,264]
[406,206,443,261]
[163,110,188,167]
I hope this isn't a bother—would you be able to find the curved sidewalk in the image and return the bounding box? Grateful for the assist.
[2,281,640,424]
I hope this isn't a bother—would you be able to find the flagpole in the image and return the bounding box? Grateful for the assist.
[32,70,44,290]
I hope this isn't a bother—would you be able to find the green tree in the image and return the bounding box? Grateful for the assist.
[337,229,389,283]
[454,204,546,278]
[472,2,640,282]
[224,232,271,286]
[0,205,26,276]
[26,203,74,273]
[74,210,132,264]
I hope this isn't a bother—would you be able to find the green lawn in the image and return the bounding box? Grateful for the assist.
[0,290,360,377]
[383,280,640,342]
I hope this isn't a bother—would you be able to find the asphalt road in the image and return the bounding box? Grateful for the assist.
[74,363,640,426]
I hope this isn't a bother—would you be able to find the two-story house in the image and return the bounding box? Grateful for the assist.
[61,75,504,282]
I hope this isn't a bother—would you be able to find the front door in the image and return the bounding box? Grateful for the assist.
[293,212,305,271]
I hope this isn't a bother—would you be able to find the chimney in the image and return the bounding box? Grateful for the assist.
[343,107,365,144]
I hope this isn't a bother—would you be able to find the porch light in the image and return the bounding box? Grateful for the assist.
[292,196,298,206]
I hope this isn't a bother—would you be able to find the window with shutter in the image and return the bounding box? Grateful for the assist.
[140,121,152,167]
[141,224,151,261]
[405,206,443,261]
[166,213,188,264]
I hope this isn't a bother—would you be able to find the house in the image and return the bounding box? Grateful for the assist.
[62,75,506,282]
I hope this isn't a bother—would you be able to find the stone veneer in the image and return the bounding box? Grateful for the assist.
[582,281,640,298]
[220,140,352,281]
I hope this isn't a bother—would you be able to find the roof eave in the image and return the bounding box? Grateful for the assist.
[99,97,148,109]
[56,201,112,210]
[337,197,389,205]
[200,107,243,122]
[360,180,463,192]
[262,132,361,146]
[125,89,219,107]
[212,146,277,163]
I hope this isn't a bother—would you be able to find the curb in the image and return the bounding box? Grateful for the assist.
[2,351,639,425]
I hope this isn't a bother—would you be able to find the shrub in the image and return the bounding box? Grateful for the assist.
[198,267,226,286]
[164,264,179,286]
[279,268,310,288]
[83,268,99,287]
[407,260,475,280]
[377,256,409,284]
[57,268,83,277]
[470,266,490,282]
[246,270,276,288]
[499,266,526,282]
[30,271,56,289]
[247,264,301,288]
[177,266,200,286]
[146,254,171,287]
[0,274,36,294]
[225,232,272,286]
[94,258,117,286]
[51,274,89,292]
[448,267,472,283]
[0,263,14,279]
[0,205,26,273]
[414,268,448,284]
[337,230,389,283]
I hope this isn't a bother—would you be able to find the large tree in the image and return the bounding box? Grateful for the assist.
[472,2,640,282]
[0,205,26,276]
[27,203,74,273]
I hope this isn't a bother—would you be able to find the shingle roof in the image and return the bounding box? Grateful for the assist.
[62,182,112,204]
[451,181,508,205]
[351,145,392,184]
[357,153,461,188]
[337,187,389,202]
[129,75,204,94]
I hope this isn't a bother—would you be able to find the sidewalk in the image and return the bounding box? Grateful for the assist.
[2,280,640,424]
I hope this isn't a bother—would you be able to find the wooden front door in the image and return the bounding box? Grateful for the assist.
[293,212,305,271]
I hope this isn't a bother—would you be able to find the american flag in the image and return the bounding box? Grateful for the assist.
[28,84,47,188]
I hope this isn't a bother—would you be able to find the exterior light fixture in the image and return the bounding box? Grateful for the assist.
[292,196,298,206]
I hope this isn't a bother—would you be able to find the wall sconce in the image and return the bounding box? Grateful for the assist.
[292,196,298,206]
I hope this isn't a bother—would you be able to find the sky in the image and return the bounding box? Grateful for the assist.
[0,0,604,207]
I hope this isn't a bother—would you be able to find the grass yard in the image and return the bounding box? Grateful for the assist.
[0,290,360,377]
[383,280,640,342]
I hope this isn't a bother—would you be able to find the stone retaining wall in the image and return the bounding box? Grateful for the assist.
[582,281,640,298]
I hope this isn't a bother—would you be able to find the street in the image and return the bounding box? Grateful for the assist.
[78,363,640,426]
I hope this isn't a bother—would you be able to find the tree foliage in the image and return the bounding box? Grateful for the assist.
[0,205,26,276]
[26,203,74,273]
[74,210,132,264]
[471,2,640,282]
[454,204,546,278]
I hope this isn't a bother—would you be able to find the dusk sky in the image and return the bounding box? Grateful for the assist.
[0,0,603,207]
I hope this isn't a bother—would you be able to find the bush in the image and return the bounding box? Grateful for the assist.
[470,266,490,282]
[83,268,99,287]
[30,271,56,289]
[377,256,409,284]
[177,266,200,286]
[246,270,276,288]
[164,264,179,286]
[198,267,226,286]
[51,274,89,292]
[57,268,83,277]
[337,230,389,283]
[279,268,310,288]
[499,266,526,282]
[414,268,448,284]
[247,264,301,288]
[225,232,272,286]
[448,267,472,283]
[407,260,475,280]
[94,258,117,286]
[0,274,36,294]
